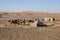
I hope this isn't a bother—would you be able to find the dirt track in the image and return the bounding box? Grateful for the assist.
[0,27,60,40]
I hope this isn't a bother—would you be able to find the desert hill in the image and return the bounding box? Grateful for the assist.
[0,11,60,16]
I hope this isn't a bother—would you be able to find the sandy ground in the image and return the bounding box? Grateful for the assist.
[0,13,60,40]
[0,18,60,40]
[0,27,60,40]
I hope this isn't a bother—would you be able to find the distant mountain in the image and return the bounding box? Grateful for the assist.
[0,11,60,16]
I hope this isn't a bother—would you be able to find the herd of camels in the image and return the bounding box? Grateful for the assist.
[8,18,55,27]
[8,19,37,25]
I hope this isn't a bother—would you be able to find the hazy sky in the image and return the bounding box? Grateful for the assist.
[0,0,60,12]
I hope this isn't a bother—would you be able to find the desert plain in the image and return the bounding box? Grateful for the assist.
[0,11,60,40]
